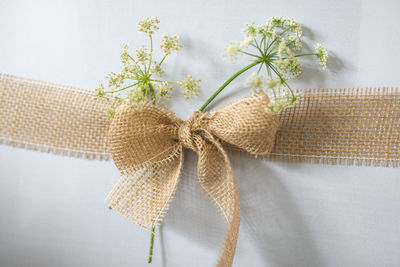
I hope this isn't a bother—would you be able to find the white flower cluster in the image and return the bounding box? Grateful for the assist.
[223,17,327,114]
[179,74,201,99]
[265,91,301,114]
[315,43,328,69]
[95,17,201,120]
[138,17,160,37]
[160,34,183,55]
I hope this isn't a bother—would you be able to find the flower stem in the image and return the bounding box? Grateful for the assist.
[295,53,318,57]
[104,83,137,94]
[199,58,262,111]
[267,62,295,98]
[148,83,156,104]
[159,54,168,66]
[148,226,155,263]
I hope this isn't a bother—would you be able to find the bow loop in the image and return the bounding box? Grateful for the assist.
[208,92,280,156]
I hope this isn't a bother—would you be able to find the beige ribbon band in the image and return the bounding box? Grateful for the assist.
[1,73,400,266]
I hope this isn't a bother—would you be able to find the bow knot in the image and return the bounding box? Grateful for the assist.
[177,111,207,150]
[106,92,279,266]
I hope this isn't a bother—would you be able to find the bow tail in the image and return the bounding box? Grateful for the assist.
[195,136,240,267]
[105,148,184,230]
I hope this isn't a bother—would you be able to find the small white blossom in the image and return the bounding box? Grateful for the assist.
[150,63,164,77]
[138,17,160,36]
[180,74,201,99]
[244,72,264,91]
[266,77,280,88]
[223,41,242,63]
[242,22,258,38]
[156,81,173,100]
[122,63,139,74]
[160,34,183,55]
[242,36,255,48]
[127,88,145,108]
[120,44,130,64]
[94,84,105,99]
[106,103,116,121]
[315,43,328,69]
[136,46,150,65]
[265,92,301,114]
[287,35,302,50]
[106,72,127,88]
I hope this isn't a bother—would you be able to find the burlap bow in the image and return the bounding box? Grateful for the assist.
[105,92,280,266]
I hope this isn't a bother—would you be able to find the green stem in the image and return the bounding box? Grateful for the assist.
[238,50,259,58]
[159,54,168,66]
[199,58,262,111]
[148,83,156,104]
[295,53,318,57]
[267,62,295,98]
[148,226,155,263]
[150,79,180,85]
[104,83,137,94]
[147,36,153,75]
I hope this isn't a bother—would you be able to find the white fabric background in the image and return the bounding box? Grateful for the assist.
[1,0,400,266]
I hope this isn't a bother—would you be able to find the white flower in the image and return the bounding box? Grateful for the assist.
[122,63,139,74]
[120,44,130,64]
[160,34,183,55]
[127,87,145,108]
[106,72,127,88]
[265,92,301,114]
[94,84,105,99]
[242,36,255,48]
[287,35,302,50]
[266,77,280,88]
[244,72,264,91]
[156,81,173,100]
[136,45,150,65]
[277,40,288,56]
[223,41,242,63]
[138,17,160,36]
[315,43,328,69]
[180,74,201,99]
[150,63,164,77]
[242,22,258,38]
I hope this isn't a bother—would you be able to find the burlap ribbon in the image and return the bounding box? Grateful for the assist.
[1,73,400,266]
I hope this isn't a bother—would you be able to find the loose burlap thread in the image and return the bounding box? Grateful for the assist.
[1,73,400,266]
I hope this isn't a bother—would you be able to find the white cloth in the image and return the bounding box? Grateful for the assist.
[1,0,400,266]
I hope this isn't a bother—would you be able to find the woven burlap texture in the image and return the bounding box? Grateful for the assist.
[1,73,400,266]
[105,92,279,267]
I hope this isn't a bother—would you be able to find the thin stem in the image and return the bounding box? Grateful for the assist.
[265,63,272,77]
[147,36,153,75]
[199,58,262,111]
[257,61,264,73]
[148,83,156,104]
[148,226,155,263]
[261,35,267,51]
[267,62,295,98]
[239,50,259,58]
[253,39,265,56]
[150,79,180,85]
[295,53,318,57]
[104,83,137,94]
[265,37,278,54]
[128,55,136,62]
[159,54,168,66]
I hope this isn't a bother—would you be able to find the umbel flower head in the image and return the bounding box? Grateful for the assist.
[222,17,328,114]
[95,17,201,120]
